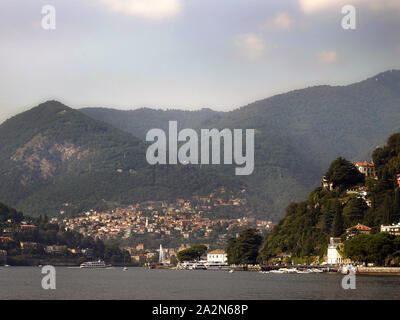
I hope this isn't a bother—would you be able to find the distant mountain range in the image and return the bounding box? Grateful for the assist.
[1,70,400,220]
[81,70,400,220]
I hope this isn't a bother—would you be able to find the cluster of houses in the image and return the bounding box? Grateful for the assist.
[60,191,274,247]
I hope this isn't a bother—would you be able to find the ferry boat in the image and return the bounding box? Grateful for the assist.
[80,260,111,268]
[177,261,207,270]
[205,263,230,271]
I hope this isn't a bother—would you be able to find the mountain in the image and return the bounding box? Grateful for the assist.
[81,70,400,220]
[80,107,220,140]
[0,101,240,216]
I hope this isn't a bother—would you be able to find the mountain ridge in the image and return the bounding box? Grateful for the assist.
[2,70,400,220]
[80,70,400,220]
[0,101,240,217]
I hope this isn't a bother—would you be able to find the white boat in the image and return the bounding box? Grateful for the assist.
[297,270,312,274]
[204,263,230,271]
[80,260,111,268]
[123,267,128,271]
[178,262,207,270]
[269,269,285,274]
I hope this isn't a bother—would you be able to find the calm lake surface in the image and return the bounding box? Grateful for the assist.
[0,267,399,300]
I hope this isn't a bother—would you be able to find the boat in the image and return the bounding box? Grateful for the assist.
[80,260,111,268]
[123,267,128,271]
[229,269,234,273]
[204,263,230,271]
[296,269,312,274]
[189,263,207,270]
[177,261,208,270]
[269,269,285,274]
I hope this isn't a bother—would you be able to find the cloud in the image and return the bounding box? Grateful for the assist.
[299,0,343,13]
[317,50,337,64]
[270,12,293,30]
[100,0,181,19]
[234,34,266,60]
[299,0,400,13]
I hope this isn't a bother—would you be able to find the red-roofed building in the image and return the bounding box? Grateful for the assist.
[355,162,377,178]
[346,223,372,239]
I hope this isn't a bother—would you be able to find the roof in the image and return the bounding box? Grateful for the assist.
[356,162,375,167]
[0,236,13,242]
[208,249,226,254]
[346,223,372,232]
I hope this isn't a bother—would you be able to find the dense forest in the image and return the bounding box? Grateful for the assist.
[258,133,400,263]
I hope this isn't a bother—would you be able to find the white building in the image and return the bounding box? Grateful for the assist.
[381,223,400,236]
[355,161,377,178]
[322,176,333,190]
[327,237,344,265]
[207,249,227,264]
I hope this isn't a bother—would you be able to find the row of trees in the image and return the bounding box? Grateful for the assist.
[344,233,400,266]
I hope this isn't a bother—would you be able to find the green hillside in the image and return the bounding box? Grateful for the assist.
[258,133,400,262]
[0,101,240,216]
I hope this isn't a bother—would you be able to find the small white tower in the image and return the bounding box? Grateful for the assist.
[159,244,165,264]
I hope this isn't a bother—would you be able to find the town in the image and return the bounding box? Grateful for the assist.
[55,188,273,266]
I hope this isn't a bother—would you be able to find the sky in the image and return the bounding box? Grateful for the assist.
[0,0,400,122]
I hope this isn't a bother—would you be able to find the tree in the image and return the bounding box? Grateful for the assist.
[332,200,344,237]
[177,244,207,262]
[325,157,364,190]
[343,197,368,228]
[226,228,262,265]
[344,233,397,266]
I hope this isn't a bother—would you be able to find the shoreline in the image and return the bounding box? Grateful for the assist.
[356,266,400,276]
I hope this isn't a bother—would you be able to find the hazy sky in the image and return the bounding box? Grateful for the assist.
[0,0,400,122]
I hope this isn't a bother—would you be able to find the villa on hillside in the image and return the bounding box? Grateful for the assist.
[322,176,333,190]
[346,223,372,239]
[355,161,377,178]
[381,223,400,236]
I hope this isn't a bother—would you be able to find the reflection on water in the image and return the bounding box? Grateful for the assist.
[0,267,399,300]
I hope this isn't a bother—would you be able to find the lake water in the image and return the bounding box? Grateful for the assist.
[0,267,399,300]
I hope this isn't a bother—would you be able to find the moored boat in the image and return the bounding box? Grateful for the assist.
[80,260,111,268]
